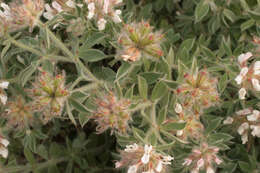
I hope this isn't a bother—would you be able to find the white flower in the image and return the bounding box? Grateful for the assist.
[206,166,215,173]
[87,2,95,19]
[176,130,183,136]
[52,1,63,13]
[0,3,11,20]
[128,165,138,173]
[250,125,260,137]
[155,160,163,172]
[112,10,122,23]
[238,88,246,100]
[236,108,252,115]
[191,169,199,173]
[0,138,9,147]
[235,75,243,85]
[182,158,192,166]
[162,155,174,164]
[175,103,182,113]
[97,18,107,30]
[0,147,8,158]
[251,78,260,91]
[0,81,9,89]
[238,52,252,65]
[241,133,248,144]
[247,110,260,121]
[240,67,249,76]
[66,0,75,8]
[141,144,152,164]
[115,0,123,4]
[0,137,9,159]
[237,122,249,135]
[0,94,7,105]
[254,61,260,75]
[223,117,233,124]
[124,143,139,152]
[43,4,54,20]
[197,158,204,169]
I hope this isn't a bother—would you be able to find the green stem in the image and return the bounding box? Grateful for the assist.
[37,21,99,82]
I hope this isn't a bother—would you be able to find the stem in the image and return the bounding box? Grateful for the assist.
[37,21,99,82]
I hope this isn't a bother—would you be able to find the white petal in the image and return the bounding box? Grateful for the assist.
[103,0,109,14]
[223,117,233,124]
[87,12,94,19]
[88,2,95,11]
[0,138,9,147]
[238,52,252,65]
[206,167,215,173]
[124,143,139,152]
[0,147,8,158]
[250,125,260,137]
[0,3,10,12]
[176,130,183,136]
[234,75,243,85]
[0,94,7,105]
[112,10,122,23]
[128,165,138,173]
[43,12,54,20]
[254,61,260,75]
[240,67,248,76]
[144,144,153,153]
[0,81,9,89]
[155,161,163,172]
[182,158,192,166]
[252,78,260,91]
[247,110,260,121]
[197,158,204,169]
[237,122,249,135]
[236,108,252,115]
[241,133,248,144]
[52,1,63,13]
[238,88,246,100]
[141,153,150,164]
[66,0,75,8]
[175,103,182,113]
[97,18,107,30]
[215,157,222,165]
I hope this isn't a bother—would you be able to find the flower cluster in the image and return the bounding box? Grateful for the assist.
[43,0,83,29]
[234,52,260,100]
[0,0,44,33]
[86,0,122,30]
[182,143,222,173]
[176,69,219,114]
[29,70,69,123]
[224,108,260,144]
[117,21,164,62]
[0,81,9,105]
[163,103,204,141]
[4,97,34,128]
[115,143,174,173]
[92,91,131,134]
[0,136,9,159]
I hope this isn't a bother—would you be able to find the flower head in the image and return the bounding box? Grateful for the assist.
[176,69,219,114]
[116,143,173,173]
[117,21,164,61]
[4,96,34,128]
[235,53,260,99]
[29,69,69,123]
[85,0,122,30]
[91,91,131,135]
[183,143,222,173]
